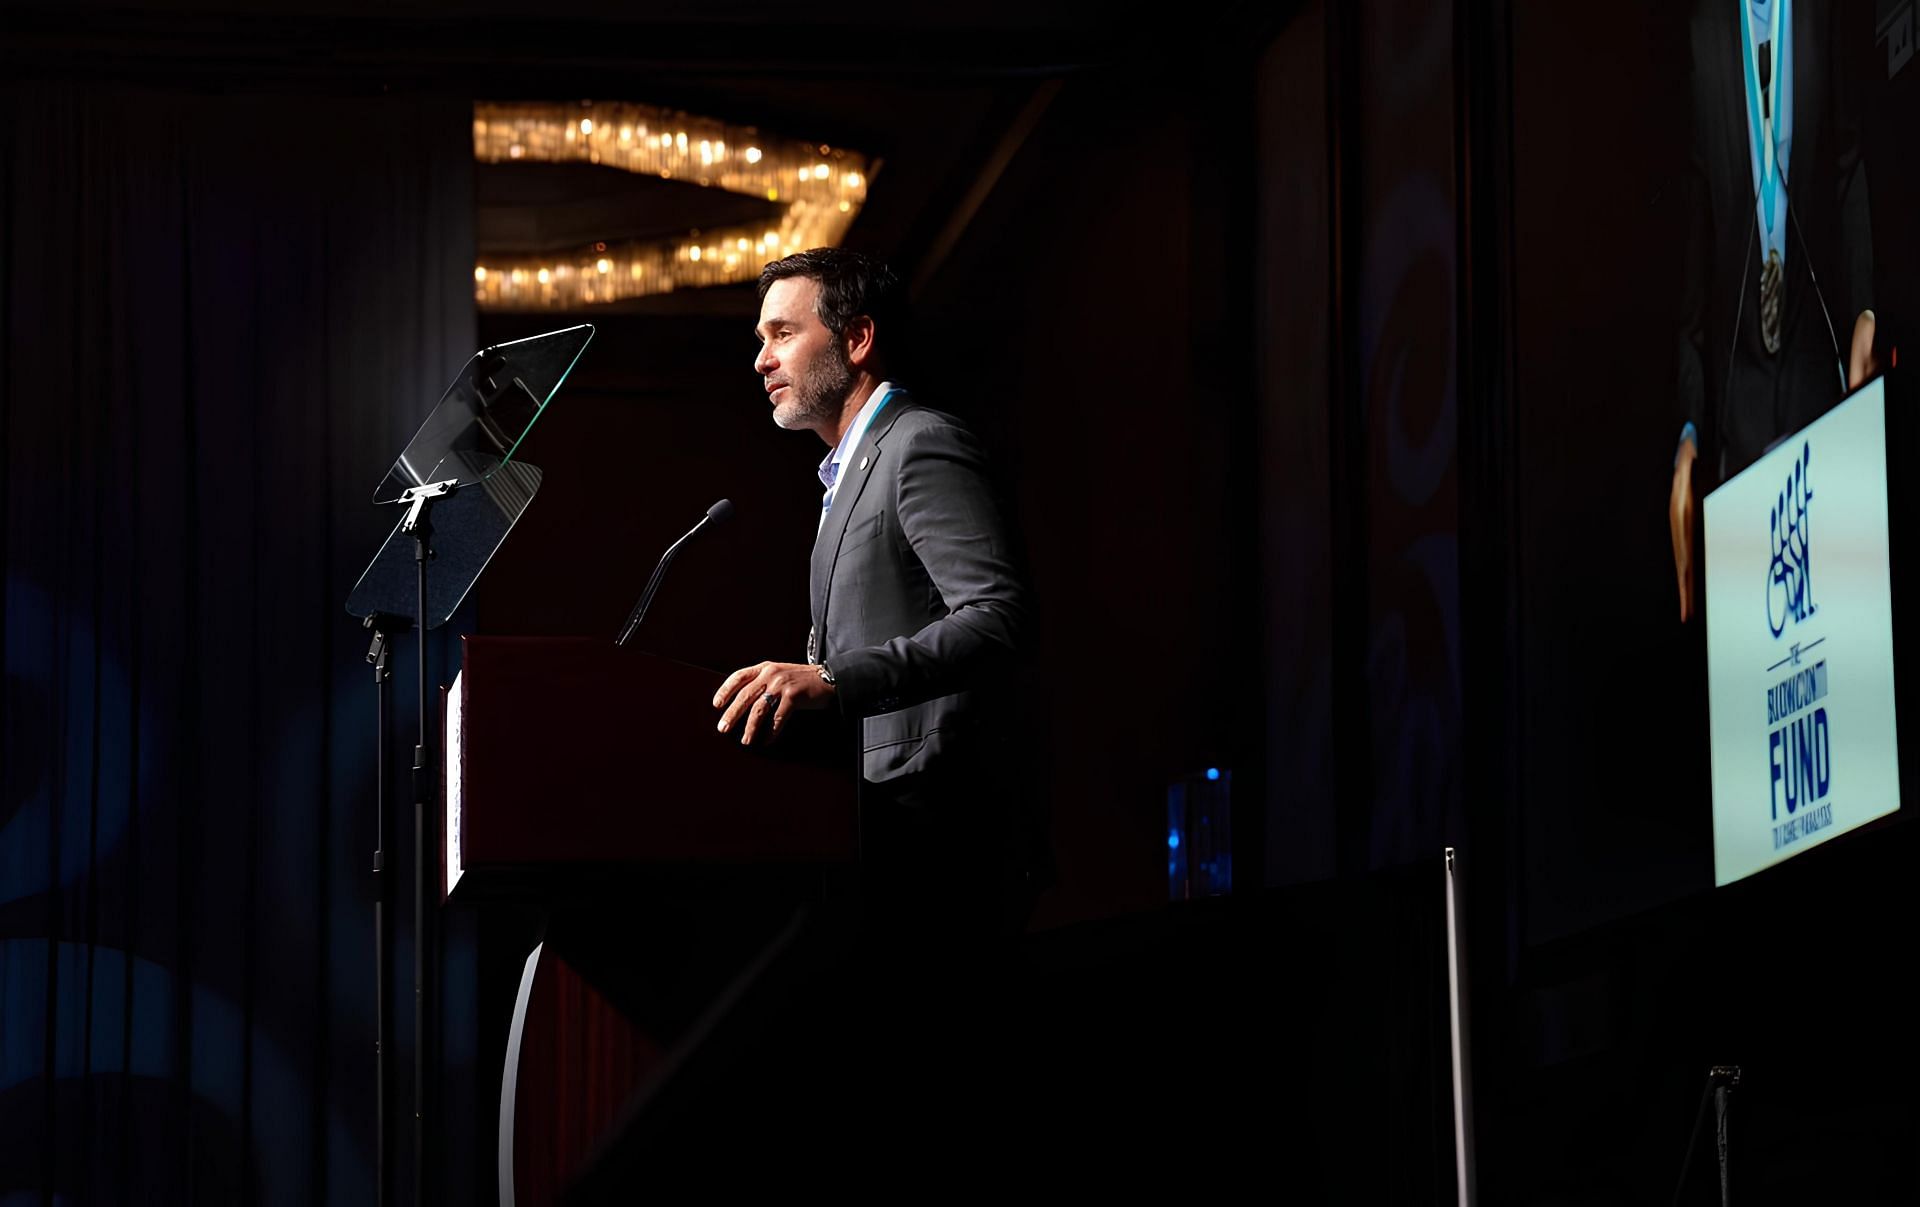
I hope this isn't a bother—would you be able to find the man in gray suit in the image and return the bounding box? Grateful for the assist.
[711,248,1035,941]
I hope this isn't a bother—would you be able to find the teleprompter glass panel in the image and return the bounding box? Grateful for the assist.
[345,460,543,629]
[371,324,592,504]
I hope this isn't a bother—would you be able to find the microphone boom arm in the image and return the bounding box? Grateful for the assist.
[615,499,734,647]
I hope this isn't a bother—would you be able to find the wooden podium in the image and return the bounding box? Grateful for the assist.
[444,636,858,1204]
[445,636,857,897]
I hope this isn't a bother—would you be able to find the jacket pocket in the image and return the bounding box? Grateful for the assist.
[835,509,886,556]
[859,694,973,782]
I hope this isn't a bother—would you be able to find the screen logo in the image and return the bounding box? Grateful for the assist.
[1766,443,1814,638]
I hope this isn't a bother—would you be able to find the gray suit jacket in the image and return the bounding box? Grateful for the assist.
[808,395,1029,784]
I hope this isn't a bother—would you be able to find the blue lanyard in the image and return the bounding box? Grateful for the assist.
[821,386,898,522]
[1739,0,1791,262]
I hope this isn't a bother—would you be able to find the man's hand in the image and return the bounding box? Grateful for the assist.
[713,661,836,745]
[1849,309,1879,391]
[1671,437,1697,623]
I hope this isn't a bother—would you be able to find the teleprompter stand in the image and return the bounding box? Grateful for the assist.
[345,324,593,1205]
[362,609,408,1207]
[1671,1063,1741,1207]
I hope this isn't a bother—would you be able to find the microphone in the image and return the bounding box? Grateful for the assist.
[1720,177,1764,479]
[1780,180,1850,395]
[614,499,734,647]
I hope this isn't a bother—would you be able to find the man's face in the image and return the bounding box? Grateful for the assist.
[754,276,856,435]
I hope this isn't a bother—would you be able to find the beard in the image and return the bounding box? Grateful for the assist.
[771,344,857,432]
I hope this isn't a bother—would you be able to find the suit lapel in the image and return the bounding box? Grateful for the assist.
[1784,0,1818,335]
[1717,6,1750,229]
[809,397,909,653]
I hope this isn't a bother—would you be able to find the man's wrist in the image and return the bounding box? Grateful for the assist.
[816,663,837,689]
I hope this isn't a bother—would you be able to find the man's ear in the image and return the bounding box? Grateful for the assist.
[844,315,877,369]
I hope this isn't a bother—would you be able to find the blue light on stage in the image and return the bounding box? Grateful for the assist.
[1168,767,1231,900]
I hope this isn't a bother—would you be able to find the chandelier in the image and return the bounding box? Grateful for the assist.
[472,101,875,310]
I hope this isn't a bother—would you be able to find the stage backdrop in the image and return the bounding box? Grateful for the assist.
[0,83,475,1204]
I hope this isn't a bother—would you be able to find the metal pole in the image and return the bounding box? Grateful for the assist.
[372,629,392,1207]
[413,521,433,1207]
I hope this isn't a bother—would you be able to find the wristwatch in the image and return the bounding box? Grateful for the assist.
[816,663,837,687]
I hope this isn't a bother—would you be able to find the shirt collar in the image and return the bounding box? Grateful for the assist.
[818,381,897,490]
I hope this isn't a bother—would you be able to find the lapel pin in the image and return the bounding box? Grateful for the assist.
[858,455,869,471]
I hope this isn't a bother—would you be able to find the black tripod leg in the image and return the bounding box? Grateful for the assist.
[1715,1081,1731,1207]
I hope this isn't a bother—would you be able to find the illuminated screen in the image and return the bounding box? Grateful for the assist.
[1703,377,1900,885]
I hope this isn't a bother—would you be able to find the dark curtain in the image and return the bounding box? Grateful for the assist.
[0,82,474,1204]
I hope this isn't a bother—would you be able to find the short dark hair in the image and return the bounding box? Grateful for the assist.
[758,248,910,369]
